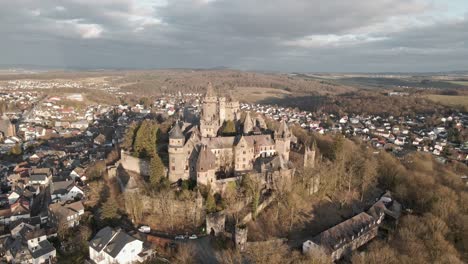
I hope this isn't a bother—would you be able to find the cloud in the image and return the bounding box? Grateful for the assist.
[0,0,466,72]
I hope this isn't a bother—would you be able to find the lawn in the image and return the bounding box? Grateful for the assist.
[424,94,468,109]
[232,86,291,103]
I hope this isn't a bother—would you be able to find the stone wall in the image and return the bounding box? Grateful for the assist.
[120,150,150,176]
[206,211,226,236]
[136,192,205,231]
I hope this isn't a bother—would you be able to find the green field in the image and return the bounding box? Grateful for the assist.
[448,81,468,86]
[425,94,468,109]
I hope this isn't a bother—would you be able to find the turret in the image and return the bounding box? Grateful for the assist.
[275,120,291,160]
[168,122,187,182]
[243,112,254,135]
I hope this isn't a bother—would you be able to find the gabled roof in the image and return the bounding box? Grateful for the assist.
[89,226,115,252]
[104,230,137,258]
[276,120,291,138]
[89,227,140,259]
[197,145,217,172]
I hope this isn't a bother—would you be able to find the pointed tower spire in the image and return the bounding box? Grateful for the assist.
[206,82,215,97]
[277,119,291,138]
[243,112,254,135]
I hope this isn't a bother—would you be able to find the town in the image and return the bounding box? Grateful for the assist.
[0,78,466,263]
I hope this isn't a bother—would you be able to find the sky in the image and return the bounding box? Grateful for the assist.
[0,0,467,72]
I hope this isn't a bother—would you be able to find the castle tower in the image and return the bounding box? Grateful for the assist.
[219,97,226,124]
[304,140,316,168]
[275,120,291,161]
[243,112,254,135]
[234,225,248,252]
[200,82,221,137]
[202,82,218,122]
[168,122,187,182]
[255,114,267,130]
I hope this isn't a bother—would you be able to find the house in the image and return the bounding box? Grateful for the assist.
[89,227,154,264]
[4,228,56,264]
[0,197,30,225]
[51,180,84,202]
[29,167,53,186]
[48,201,85,228]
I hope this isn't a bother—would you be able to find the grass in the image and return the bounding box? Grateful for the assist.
[448,81,468,86]
[424,94,468,109]
[232,87,291,103]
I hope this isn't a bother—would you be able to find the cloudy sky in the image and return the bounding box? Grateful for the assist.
[1,0,467,72]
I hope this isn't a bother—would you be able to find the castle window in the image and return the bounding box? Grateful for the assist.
[171,166,175,170]
[243,151,246,154]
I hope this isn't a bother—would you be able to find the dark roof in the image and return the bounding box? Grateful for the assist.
[89,226,115,252]
[103,230,136,258]
[196,145,216,172]
[51,180,74,195]
[169,123,185,139]
[313,212,376,253]
[30,239,55,259]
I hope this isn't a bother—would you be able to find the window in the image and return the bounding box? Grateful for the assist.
[171,166,175,170]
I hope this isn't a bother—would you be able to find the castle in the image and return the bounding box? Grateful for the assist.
[168,83,316,192]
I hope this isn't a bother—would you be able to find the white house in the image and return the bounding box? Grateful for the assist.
[51,180,84,202]
[89,227,153,264]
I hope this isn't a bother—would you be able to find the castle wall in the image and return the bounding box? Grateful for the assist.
[120,151,150,176]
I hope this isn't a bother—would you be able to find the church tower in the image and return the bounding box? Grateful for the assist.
[168,122,187,182]
[275,120,291,161]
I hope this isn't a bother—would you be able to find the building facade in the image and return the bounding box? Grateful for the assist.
[168,83,310,192]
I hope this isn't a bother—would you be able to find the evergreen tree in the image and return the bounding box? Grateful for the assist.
[222,120,236,135]
[101,198,119,220]
[150,154,165,188]
[134,120,158,158]
[10,143,22,156]
[205,191,217,213]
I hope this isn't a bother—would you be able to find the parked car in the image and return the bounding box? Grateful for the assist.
[175,235,185,240]
[138,226,151,233]
[189,234,198,240]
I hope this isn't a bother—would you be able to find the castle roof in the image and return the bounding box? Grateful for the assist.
[201,136,235,149]
[169,123,185,139]
[197,145,217,172]
[312,212,375,254]
[206,82,215,97]
[243,112,254,134]
[277,120,291,138]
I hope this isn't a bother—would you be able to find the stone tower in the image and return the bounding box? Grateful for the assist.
[200,82,220,137]
[275,120,291,161]
[234,225,248,251]
[304,140,316,168]
[168,122,187,182]
[219,97,226,124]
[243,112,254,135]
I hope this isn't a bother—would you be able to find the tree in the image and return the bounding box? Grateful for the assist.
[206,190,217,213]
[122,122,139,150]
[133,120,158,158]
[9,143,22,156]
[101,198,119,220]
[149,154,165,189]
[222,120,236,135]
